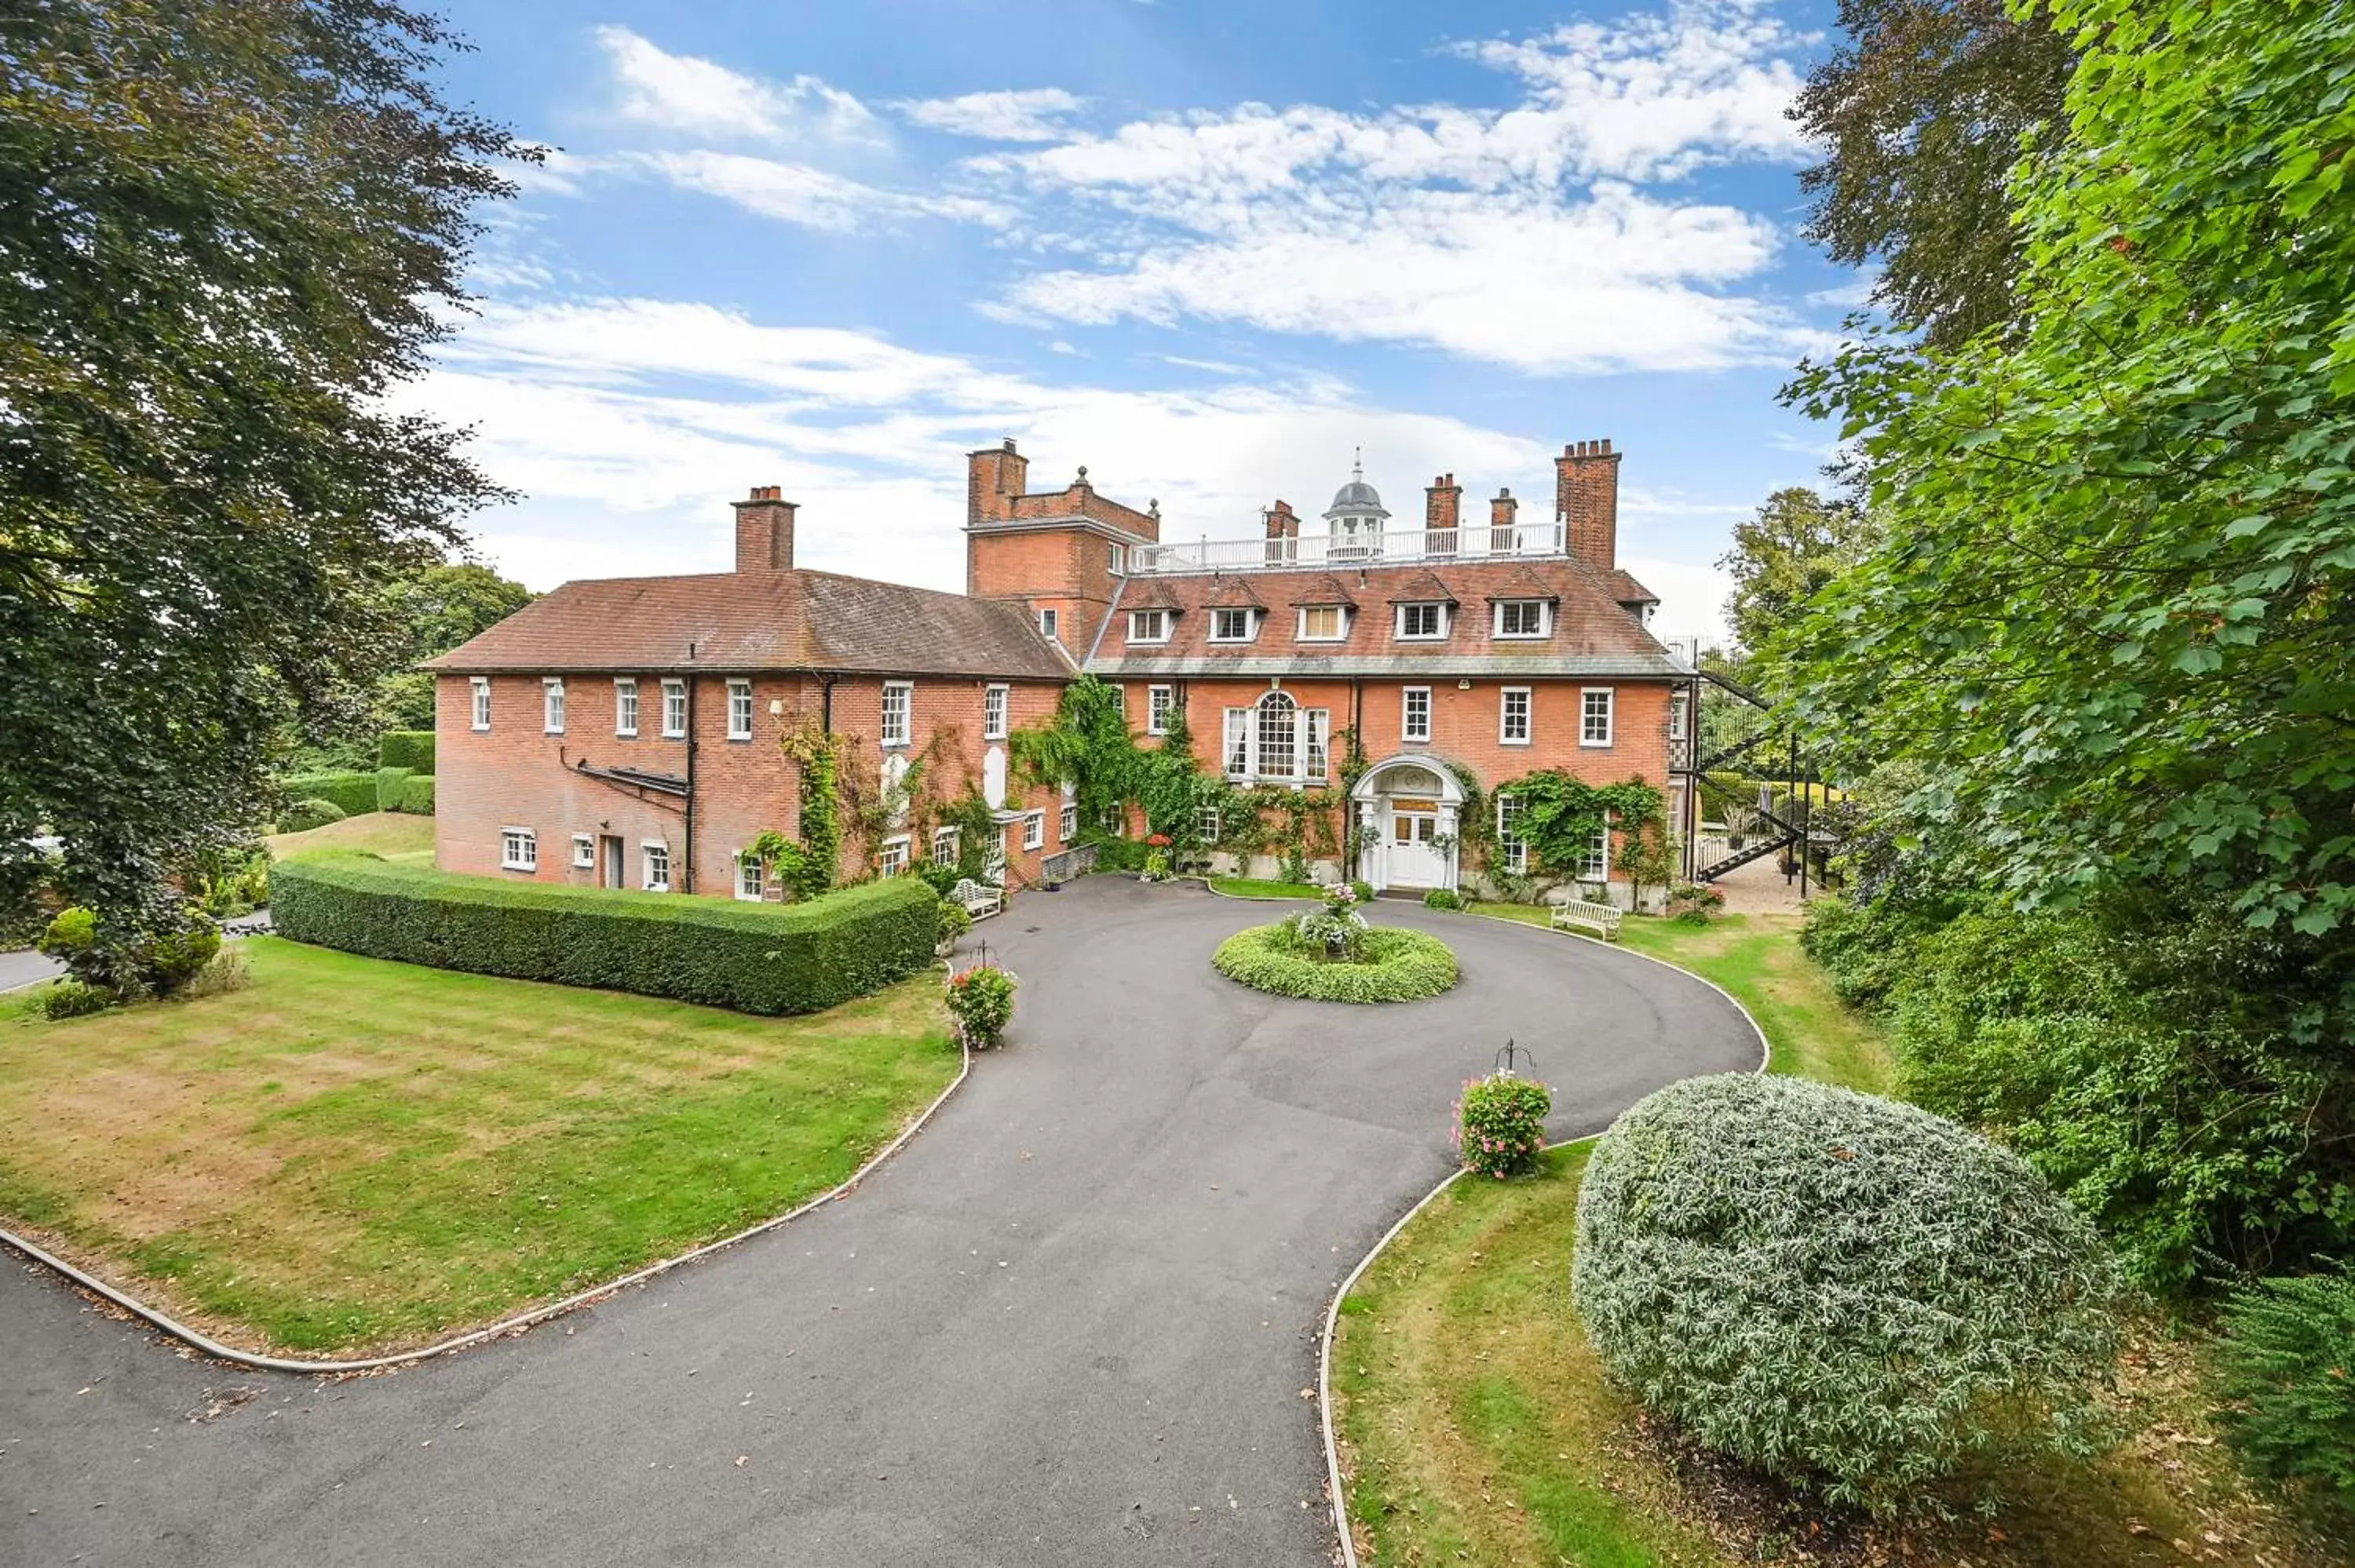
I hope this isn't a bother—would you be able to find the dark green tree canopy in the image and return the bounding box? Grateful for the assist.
[1717,487,1871,662]
[0,1,528,935]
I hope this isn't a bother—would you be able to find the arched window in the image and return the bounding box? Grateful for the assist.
[1258,691,1298,779]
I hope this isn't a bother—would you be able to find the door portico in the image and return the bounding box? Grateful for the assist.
[1351,753,1466,892]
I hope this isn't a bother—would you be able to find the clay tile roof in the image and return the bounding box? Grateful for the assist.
[1382,568,1459,605]
[422,568,1072,680]
[1203,576,1267,609]
[1287,573,1359,608]
[1481,564,1563,603]
[1605,567,1659,605]
[1123,578,1187,611]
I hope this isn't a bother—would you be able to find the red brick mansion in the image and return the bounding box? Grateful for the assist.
[429,439,1700,903]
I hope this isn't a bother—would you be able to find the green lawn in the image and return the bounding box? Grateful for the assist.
[265,809,434,862]
[0,937,958,1355]
[1209,875,1325,899]
[1334,915,2337,1567]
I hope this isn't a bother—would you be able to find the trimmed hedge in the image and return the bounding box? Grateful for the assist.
[378,730,436,773]
[374,766,415,811]
[1211,923,1458,1004]
[393,774,435,814]
[280,798,349,834]
[271,852,937,1016]
[283,770,378,819]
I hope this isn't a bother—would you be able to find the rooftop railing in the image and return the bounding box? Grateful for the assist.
[1127,522,1568,576]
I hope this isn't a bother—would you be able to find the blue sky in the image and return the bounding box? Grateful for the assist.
[420,0,1860,640]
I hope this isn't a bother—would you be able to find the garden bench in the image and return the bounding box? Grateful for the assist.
[951,877,1003,921]
[1550,897,1622,942]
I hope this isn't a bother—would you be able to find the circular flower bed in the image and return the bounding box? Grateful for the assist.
[1211,922,1459,1003]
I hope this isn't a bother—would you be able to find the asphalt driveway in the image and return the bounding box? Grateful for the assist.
[0,878,1759,1568]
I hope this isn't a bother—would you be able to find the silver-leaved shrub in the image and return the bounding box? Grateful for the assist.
[1573,1074,2125,1517]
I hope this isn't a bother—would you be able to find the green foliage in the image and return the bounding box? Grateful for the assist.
[1210,924,1459,1005]
[1575,1074,2126,1518]
[37,903,218,1000]
[367,563,534,734]
[933,895,973,948]
[0,2,528,945]
[1286,886,1371,961]
[279,797,349,835]
[1422,888,1464,911]
[392,774,434,815]
[282,771,379,819]
[377,731,435,773]
[1780,0,2355,937]
[1454,1072,1552,1179]
[1141,849,1172,881]
[2211,1260,2355,1515]
[944,964,1017,1049]
[1495,771,1661,877]
[38,979,115,1019]
[372,766,414,811]
[1350,879,1375,903]
[1665,882,1724,925]
[1011,675,1136,828]
[1716,489,1875,662]
[778,720,842,899]
[270,852,934,1016]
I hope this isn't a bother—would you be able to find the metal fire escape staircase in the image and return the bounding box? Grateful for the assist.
[1677,667,1807,884]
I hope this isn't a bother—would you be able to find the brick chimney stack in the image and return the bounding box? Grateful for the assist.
[1263,498,1299,563]
[966,437,1031,527]
[733,484,797,572]
[1425,473,1462,536]
[1490,487,1518,546]
[1555,439,1621,571]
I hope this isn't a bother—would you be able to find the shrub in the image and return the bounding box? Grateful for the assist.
[944,964,1017,1048]
[38,906,220,998]
[1211,924,1458,1004]
[378,729,436,773]
[279,797,348,834]
[1575,1074,2126,1518]
[1141,848,1172,881]
[182,947,254,1000]
[1666,881,1724,925]
[934,895,973,948]
[1422,888,1464,910]
[1350,879,1375,904]
[2211,1260,2355,1516]
[281,769,378,818]
[271,852,934,1016]
[373,766,415,811]
[1455,1072,1552,1178]
[38,979,115,1019]
[393,774,435,814]
[915,859,962,898]
[1286,887,1370,961]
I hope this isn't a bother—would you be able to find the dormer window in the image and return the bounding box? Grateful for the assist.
[1297,605,1347,642]
[1210,607,1258,643]
[1396,602,1448,640]
[1129,608,1171,644]
[1494,600,1551,639]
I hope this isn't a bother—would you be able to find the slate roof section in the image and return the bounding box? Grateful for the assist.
[423,569,1075,680]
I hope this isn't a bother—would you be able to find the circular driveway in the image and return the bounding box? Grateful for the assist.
[0,879,1759,1568]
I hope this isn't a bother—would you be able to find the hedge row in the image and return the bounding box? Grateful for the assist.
[378,730,435,773]
[395,774,434,814]
[282,770,379,818]
[270,852,937,1016]
[1210,923,1459,1003]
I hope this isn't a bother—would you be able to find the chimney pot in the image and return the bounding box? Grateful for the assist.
[1555,438,1623,572]
[1424,472,1463,535]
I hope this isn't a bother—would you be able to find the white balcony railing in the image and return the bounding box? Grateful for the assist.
[1129,523,1568,576]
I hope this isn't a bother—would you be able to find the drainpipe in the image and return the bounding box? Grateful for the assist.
[682,644,698,895]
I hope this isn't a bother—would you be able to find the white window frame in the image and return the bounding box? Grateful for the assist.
[987,825,1009,882]
[983,684,1009,740]
[1496,794,1528,874]
[1581,687,1615,748]
[878,836,910,878]
[542,677,565,735]
[735,850,765,902]
[881,680,913,748]
[642,841,671,893]
[1224,694,1331,782]
[1108,542,1126,574]
[1670,687,1689,741]
[470,676,491,731]
[1196,805,1221,844]
[1021,811,1045,851]
[1127,609,1171,646]
[1208,607,1257,644]
[1494,600,1551,639]
[570,833,594,870]
[662,678,687,739]
[931,826,961,865]
[727,679,752,741]
[501,827,537,872]
[1500,687,1532,746]
[1578,825,1611,884]
[1296,604,1347,642]
[1059,802,1077,843]
[1401,686,1432,744]
[614,677,638,738]
[1038,607,1060,642]
[1395,602,1448,640]
[1147,684,1174,736]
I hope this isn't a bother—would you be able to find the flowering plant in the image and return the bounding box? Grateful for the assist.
[944,963,1017,1049]
[1454,1072,1552,1179]
[1146,833,1170,848]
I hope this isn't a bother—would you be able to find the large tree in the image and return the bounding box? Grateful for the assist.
[370,560,536,735]
[1718,487,1872,663]
[1780,0,2355,936]
[0,2,524,970]
[1791,0,2076,345]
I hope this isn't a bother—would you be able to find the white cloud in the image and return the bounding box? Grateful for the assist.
[896,88,1086,142]
[1619,556,1732,644]
[625,150,1012,232]
[593,26,882,147]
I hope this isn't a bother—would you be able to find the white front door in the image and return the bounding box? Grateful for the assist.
[1387,808,1448,888]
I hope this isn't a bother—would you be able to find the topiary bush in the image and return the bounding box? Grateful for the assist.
[944,963,1016,1048]
[279,797,348,834]
[281,769,378,818]
[1574,1074,2126,1518]
[2211,1260,2355,1517]
[378,729,436,773]
[1455,1072,1552,1178]
[393,773,435,814]
[1211,923,1458,1004]
[373,765,415,811]
[271,852,934,1016]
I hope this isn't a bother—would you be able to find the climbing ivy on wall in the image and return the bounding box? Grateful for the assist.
[779,718,842,899]
[1496,771,1663,877]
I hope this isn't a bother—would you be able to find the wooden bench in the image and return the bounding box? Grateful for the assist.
[951,877,1003,921]
[1550,897,1622,942]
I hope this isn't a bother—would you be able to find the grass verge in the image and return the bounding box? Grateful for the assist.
[1210,876,1325,899]
[0,936,958,1355]
[265,810,435,862]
